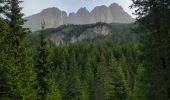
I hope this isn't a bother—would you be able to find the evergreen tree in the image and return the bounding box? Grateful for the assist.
[0,1,9,98]
[35,23,61,100]
[65,47,82,100]
[90,53,104,100]
[98,53,112,100]
[0,18,8,99]
[82,53,94,100]
[131,0,170,99]
[50,42,138,100]
[109,59,128,100]
[1,0,36,99]
[133,64,147,100]
[53,46,66,99]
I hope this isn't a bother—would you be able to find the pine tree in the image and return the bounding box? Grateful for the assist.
[53,46,68,100]
[36,34,49,100]
[1,0,37,99]
[0,18,8,99]
[133,64,147,100]
[0,1,10,98]
[108,59,128,100]
[65,47,82,100]
[35,22,61,100]
[82,53,94,100]
[98,53,112,100]
[131,0,170,99]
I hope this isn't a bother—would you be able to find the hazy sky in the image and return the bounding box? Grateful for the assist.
[21,0,134,18]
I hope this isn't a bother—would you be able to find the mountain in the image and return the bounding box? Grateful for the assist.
[24,3,135,31]
[109,3,134,23]
[65,7,91,24]
[90,5,113,24]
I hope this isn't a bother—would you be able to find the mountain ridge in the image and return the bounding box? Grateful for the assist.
[24,3,135,31]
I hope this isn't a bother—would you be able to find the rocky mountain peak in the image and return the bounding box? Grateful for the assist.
[109,3,122,8]
[24,3,135,31]
[68,12,75,17]
[41,7,60,14]
[90,5,113,23]
[77,7,89,14]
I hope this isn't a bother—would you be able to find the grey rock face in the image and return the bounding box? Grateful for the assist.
[109,3,135,23]
[65,7,90,24]
[41,8,66,28]
[90,5,113,24]
[24,3,135,31]
[24,7,67,31]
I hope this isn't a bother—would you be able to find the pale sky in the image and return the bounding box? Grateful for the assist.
[21,0,135,18]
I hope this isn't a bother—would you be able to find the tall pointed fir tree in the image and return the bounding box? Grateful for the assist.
[65,47,82,100]
[131,0,170,99]
[133,64,146,100]
[110,59,128,100]
[35,22,61,100]
[53,46,68,100]
[0,0,10,98]
[1,0,37,99]
[0,17,9,100]
[96,53,112,100]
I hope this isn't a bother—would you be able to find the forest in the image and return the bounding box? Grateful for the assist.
[0,0,170,100]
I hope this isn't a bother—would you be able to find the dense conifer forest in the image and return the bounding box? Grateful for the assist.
[0,0,170,100]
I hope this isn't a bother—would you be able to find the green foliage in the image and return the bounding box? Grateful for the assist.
[0,1,142,99]
[111,59,128,100]
[0,0,37,99]
[133,64,147,100]
[131,0,170,99]
[35,24,61,100]
[31,22,138,45]
[53,42,140,100]
[0,0,148,99]
[0,17,10,99]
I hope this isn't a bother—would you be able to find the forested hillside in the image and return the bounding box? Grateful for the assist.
[31,23,139,45]
[52,42,141,100]
[29,18,141,100]
[0,0,170,100]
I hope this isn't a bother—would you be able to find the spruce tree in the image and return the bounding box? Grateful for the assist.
[65,47,82,100]
[0,18,8,99]
[55,47,69,100]
[1,0,36,99]
[0,1,10,98]
[111,59,128,100]
[133,64,147,100]
[97,53,112,100]
[131,0,170,99]
[35,23,61,100]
